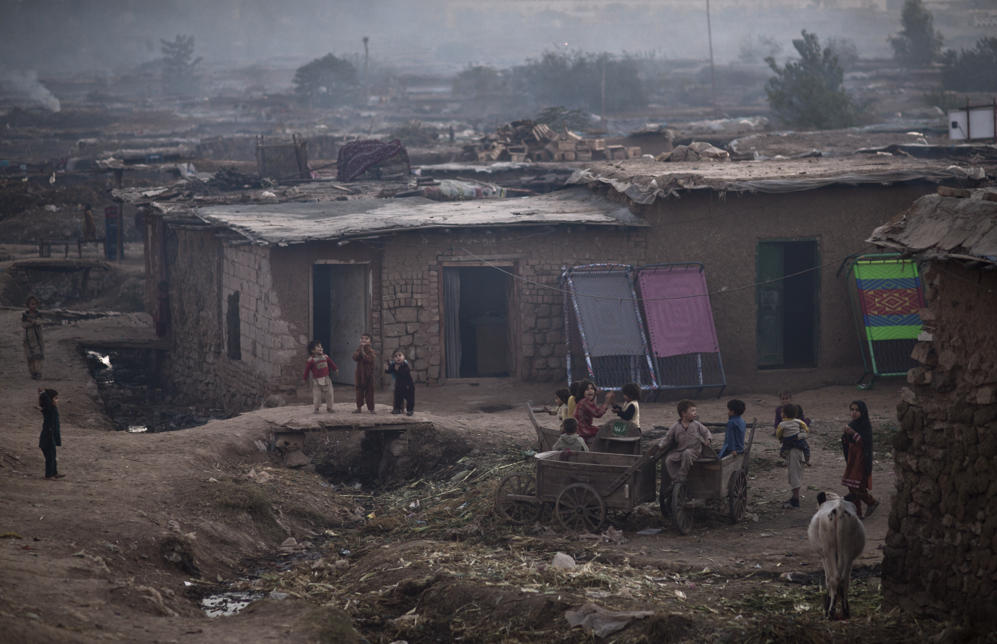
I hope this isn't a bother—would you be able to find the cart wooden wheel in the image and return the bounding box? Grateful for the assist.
[495,473,541,525]
[555,483,606,532]
[671,481,694,535]
[727,470,748,523]
[658,469,673,518]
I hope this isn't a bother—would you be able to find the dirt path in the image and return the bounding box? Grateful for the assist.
[0,308,915,642]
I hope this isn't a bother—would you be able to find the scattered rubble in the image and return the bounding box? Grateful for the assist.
[465,119,641,163]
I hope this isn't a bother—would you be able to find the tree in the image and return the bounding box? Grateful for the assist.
[940,37,997,92]
[512,51,647,114]
[765,31,858,129]
[292,54,359,107]
[160,34,201,96]
[889,0,943,67]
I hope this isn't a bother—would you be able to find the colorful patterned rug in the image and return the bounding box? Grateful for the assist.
[852,256,924,376]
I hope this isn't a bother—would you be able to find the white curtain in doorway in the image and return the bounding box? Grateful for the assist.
[444,270,461,378]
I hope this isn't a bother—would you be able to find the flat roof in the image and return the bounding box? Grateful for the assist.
[193,187,644,245]
[570,155,994,204]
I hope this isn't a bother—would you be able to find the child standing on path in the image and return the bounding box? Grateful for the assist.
[303,340,338,413]
[717,399,747,459]
[22,296,44,380]
[777,403,812,465]
[842,400,880,519]
[385,351,415,416]
[352,333,377,414]
[38,389,64,479]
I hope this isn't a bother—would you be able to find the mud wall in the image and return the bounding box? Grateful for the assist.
[883,263,997,628]
[639,183,933,391]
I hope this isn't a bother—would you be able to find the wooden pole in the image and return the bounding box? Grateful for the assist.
[706,0,717,117]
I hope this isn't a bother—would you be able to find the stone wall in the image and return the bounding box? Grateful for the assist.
[883,263,997,628]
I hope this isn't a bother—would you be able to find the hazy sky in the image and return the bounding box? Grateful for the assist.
[0,0,987,77]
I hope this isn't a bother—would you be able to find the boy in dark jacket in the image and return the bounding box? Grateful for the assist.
[386,351,415,416]
[38,388,64,479]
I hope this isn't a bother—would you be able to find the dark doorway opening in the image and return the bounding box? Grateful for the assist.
[313,263,369,385]
[443,267,513,378]
[756,240,819,368]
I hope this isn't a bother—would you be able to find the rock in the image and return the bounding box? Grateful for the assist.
[285,449,311,468]
[263,394,285,408]
[551,552,576,570]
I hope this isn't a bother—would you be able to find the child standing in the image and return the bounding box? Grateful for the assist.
[611,383,641,430]
[777,403,811,465]
[551,418,588,452]
[303,340,337,413]
[22,296,44,380]
[385,351,415,416]
[717,399,747,459]
[352,333,377,414]
[38,389,64,479]
[842,400,880,519]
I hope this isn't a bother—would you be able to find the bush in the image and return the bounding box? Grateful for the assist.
[889,0,944,67]
[765,31,859,130]
[940,37,997,92]
[293,54,359,107]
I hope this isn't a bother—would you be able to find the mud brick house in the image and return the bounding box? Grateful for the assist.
[868,188,997,629]
[123,155,991,412]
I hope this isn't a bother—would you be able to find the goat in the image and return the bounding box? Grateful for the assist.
[807,491,866,619]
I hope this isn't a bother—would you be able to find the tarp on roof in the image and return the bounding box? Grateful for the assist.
[568,158,989,205]
[192,187,644,245]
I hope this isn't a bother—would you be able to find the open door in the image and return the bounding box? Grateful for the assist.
[756,240,819,368]
[442,266,513,378]
[313,263,370,385]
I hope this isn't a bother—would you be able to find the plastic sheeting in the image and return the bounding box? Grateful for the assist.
[851,255,924,379]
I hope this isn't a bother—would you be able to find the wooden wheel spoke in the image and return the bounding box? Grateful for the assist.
[555,483,605,533]
[495,473,540,525]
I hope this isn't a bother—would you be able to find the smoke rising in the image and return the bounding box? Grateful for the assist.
[0,70,61,112]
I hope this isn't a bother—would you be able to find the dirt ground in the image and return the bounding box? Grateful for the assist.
[0,297,953,643]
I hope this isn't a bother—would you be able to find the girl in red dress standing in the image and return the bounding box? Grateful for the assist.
[842,400,880,519]
[573,380,614,445]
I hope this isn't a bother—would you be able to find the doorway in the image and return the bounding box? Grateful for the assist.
[443,266,513,378]
[756,240,819,368]
[313,263,370,385]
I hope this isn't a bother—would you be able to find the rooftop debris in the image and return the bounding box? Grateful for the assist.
[657,141,730,162]
[868,187,997,267]
[465,119,640,163]
[337,139,410,182]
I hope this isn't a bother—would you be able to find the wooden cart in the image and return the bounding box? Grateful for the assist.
[496,418,756,534]
[659,420,757,535]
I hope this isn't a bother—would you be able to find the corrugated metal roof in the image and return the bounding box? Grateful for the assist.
[569,157,992,205]
[193,187,643,245]
[868,190,997,267]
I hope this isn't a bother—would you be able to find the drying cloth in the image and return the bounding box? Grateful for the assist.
[853,258,923,341]
[638,266,719,357]
[569,272,645,357]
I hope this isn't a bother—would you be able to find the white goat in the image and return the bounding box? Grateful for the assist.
[807,491,866,619]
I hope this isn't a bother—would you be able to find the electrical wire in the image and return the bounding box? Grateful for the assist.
[457,245,877,303]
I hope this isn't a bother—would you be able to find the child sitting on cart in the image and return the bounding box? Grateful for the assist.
[551,418,588,452]
[655,399,712,484]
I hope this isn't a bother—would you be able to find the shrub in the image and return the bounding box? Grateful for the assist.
[940,37,997,92]
[512,50,647,113]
